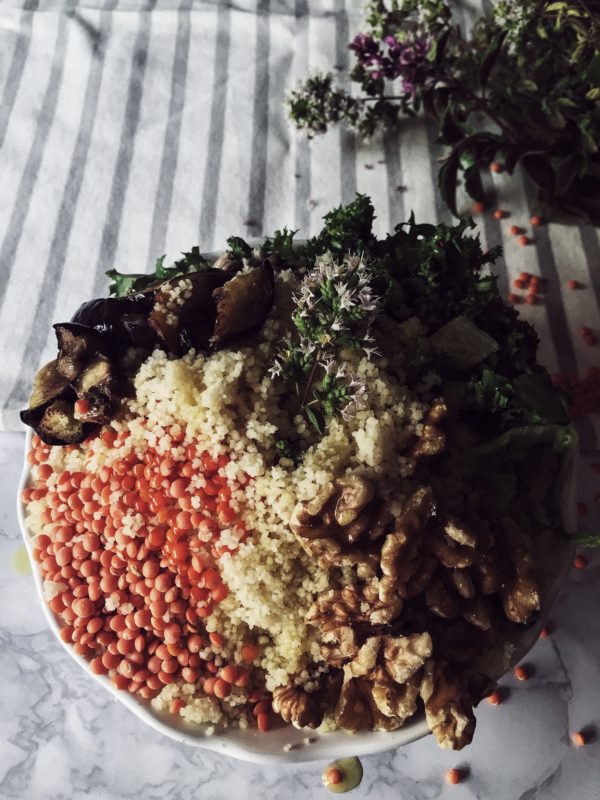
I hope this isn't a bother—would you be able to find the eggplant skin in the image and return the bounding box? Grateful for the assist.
[71,294,156,349]
[21,399,95,446]
[54,322,110,381]
[148,269,229,355]
[211,261,275,348]
[27,359,72,410]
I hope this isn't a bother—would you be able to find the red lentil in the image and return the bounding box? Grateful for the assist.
[256,712,270,731]
[487,690,502,706]
[445,768,462,785]
[490,162,503,174]
[530,215,543,226]
[518,235,531,246]
[572,731,587,747]
[472,201,486,214]
[493,209,505,219]
[326,768,343,785]
[509,225,522,236]
[574,554,588,569]
[514,665,531,681]
[241,643,260,662]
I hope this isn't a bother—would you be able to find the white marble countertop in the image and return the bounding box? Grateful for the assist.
[2,429,600,800]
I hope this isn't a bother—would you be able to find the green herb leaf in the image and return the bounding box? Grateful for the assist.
[479,31,507,89]
[438,152,460,216]
[303,194,375,259]
[106,250,208,298]
[226,236,253,259]
[304,405,325,434]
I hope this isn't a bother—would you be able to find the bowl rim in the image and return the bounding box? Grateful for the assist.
[17,418,578,762]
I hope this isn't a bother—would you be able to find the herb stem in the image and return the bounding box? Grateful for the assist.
[301,355,321,408]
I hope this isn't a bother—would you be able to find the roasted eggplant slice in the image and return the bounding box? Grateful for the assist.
[54,322,109,380]
[34,399,90,446]
[27,359,72,411]
[71,294,156,349]
[211,262,274,348]
[20,359,75,438]
[149,269,229,354]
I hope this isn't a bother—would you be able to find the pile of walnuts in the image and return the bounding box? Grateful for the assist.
[282,444,541,749]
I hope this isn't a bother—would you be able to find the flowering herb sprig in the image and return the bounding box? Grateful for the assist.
[270,253,381,431]
[289,0,600,225]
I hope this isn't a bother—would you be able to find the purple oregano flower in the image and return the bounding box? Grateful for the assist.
[350,32,431,97]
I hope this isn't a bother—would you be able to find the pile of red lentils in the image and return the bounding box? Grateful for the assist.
[23,427,273,732]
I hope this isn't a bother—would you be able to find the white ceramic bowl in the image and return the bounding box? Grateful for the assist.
[18,428,577,764]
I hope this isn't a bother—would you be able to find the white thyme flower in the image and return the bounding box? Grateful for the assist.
[268,361,282,379]
[337,287,355,310]
[295,284,314,306]
[299,336,316,357]
[363,345,381,361]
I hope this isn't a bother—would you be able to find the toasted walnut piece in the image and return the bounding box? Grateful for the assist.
[290,477,387,574]
[335,475,375,526]
[447,568,476,599]
[342,505,378,545]
[349,637,382,678]
[362,579,403,624]
[313,538,379,576]
[429,532,476,569]
[272,685,324,729]
[379,488,434,603]
[402,556,437,599]
[371,672,421,721]
[500,518,541,624]
[420,660,476,750]
[335,673,408,732]
[472,551,503,595]
[383,633,433,684]
[427,397,448,424]
[320,625,358,668]
[462,596,492,631]
[289,484,337,539]
[411,423,446,459]
[307,587,362,624]
[444,517,478,548]
[365,500,394,543]
[334,674,375,732]
[410,400,447,460]
[306,588,363,666]
[425,574,461,619]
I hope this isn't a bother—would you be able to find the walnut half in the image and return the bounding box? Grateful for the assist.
[289,475,391,576]
[379,487,434,604]
[419,659,476,750]
[272,685,324,729]
[500,518,541,624]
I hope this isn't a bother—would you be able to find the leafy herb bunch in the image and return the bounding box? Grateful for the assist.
[289,0,600,224]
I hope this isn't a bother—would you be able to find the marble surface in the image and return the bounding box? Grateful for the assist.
[2,430,600,800]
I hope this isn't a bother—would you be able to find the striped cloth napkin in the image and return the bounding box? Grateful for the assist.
[0,0,598,447]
